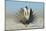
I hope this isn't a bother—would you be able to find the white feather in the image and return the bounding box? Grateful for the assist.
[24,8,30,20]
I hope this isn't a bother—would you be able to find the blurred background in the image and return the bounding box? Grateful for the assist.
[5,0,44,31]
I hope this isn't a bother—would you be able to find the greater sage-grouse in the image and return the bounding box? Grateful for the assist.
[16,6,34,26]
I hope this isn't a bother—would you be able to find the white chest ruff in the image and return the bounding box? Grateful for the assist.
[24,8,30,20]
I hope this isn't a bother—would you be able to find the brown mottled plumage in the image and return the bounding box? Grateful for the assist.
[16,6,34,27]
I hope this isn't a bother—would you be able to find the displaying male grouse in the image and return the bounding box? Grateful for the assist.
[20,6,34,25]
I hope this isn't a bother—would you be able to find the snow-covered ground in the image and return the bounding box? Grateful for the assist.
[6,15,44,30]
